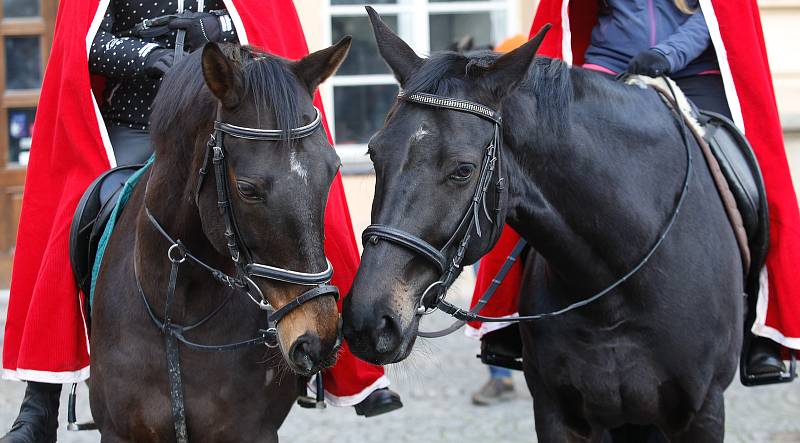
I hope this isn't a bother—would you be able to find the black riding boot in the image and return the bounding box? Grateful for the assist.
[354,388,403,417]
[746,336,785,375]
[0,382,61,443]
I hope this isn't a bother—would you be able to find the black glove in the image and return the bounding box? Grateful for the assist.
[168,11,222,52]
[627,49,671,77]
[144,48,182,77]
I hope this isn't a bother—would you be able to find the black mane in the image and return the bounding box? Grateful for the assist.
[401,50,574,137]
[150,44,301,146]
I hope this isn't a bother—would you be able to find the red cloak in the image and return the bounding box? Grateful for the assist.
[469,0,800,352]
[2,0,387,402]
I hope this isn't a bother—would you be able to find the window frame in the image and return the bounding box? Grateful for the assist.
[322,0,518,169]
[0,0,55,170]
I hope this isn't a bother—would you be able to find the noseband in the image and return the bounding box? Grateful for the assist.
[138,105,339,352]
[363,92,505,315]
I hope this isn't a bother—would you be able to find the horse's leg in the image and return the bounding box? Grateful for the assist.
[669,385,725,443]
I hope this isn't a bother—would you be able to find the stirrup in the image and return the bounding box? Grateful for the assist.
[296,373,326,409]
[477,352,523,371]
[67,384,98,431]
[741,353,797,387]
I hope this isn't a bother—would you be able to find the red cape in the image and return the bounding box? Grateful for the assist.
[3,0,385,395]
[470,0,800,351]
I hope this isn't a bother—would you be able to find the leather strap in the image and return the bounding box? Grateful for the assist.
[245,259,333,286]
[214,107,321,140]
[270,285,340,325]
[363,225,447,274]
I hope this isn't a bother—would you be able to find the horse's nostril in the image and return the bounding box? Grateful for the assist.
[373,315,400,354]
[290,335,320,373]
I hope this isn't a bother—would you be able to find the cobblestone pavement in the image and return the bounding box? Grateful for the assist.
[3,154,800,442]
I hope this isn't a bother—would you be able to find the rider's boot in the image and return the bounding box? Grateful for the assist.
[354,388,403,417]
[746,336,785,375]
[0,382,61,443]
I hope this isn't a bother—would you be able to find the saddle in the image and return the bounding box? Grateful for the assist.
[69,164,142,300]
[696,111,796,385]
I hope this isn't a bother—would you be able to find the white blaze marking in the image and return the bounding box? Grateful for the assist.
[411,125,430,143]
[290,150,308,184]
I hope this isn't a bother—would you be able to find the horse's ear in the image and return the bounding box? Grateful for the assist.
[479,24,551,99]
[292,36,352,94]
[366,6,423,86]
[202,42,243,108]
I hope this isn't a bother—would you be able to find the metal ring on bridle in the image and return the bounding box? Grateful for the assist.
[264,327,279,348]
[167,243,187,263]
[243,276,271,311]
[416,280,446,315]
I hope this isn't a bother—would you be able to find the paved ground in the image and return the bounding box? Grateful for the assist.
[1,138,800,442]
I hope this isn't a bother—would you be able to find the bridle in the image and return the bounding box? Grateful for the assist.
[135,104,339,443]
[363,91,505,316]
[363,81,694,336]
[137,104,338,349]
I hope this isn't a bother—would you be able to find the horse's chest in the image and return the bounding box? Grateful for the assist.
[530,326,664,423]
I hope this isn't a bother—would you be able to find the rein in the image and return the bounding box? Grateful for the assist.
[366,80,694,336]
[135,104,337,443]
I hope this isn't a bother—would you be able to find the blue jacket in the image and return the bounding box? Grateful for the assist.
[583,0,719,78]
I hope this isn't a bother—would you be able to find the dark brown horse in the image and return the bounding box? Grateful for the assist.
[344,8,743,442]
[89,39,350,442]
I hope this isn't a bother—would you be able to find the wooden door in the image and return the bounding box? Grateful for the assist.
[0,0,57,287]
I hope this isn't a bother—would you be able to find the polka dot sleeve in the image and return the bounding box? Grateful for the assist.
[89,4,163,79]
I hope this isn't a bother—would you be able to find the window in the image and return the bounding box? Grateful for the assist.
[324,0,516,171]
[1,0,53,167]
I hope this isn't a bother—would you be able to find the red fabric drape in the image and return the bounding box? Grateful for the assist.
[3,0,386,394]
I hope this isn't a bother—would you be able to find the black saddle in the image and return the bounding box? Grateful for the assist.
[697,110,795,386]
[69,164,142,300]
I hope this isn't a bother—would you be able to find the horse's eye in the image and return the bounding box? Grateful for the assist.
[450,163,476,182]
[236,180,263,200]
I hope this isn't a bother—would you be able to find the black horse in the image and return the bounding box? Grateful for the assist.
[90,39,350,442]
[344,9,742,442]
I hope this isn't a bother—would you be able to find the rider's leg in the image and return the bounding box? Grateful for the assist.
[0,382,61,443]
[320,336,403,417]
[675,74,786,376]
[106,124,153,166]
[673,74,731,119]
[472,365,516,406]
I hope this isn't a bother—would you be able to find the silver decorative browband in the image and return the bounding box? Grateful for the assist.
[397,91,502,124]
[213,107,322,141]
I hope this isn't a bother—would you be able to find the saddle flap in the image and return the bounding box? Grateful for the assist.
[69,165,142,297]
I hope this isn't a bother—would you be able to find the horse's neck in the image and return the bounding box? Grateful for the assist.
[134,160,233,322]
[502,73,681,289]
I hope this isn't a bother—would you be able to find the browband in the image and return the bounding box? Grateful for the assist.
[214,107,322,140]
[398,91,502,124]
[245,259,334,286]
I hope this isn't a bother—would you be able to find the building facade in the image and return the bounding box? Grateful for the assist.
[0,0,797,285]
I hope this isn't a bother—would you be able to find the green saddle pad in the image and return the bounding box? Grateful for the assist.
[89,156,154,308]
